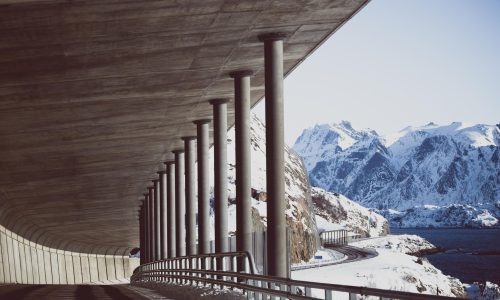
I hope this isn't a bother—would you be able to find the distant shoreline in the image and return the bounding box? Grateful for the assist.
[390,226,499,230]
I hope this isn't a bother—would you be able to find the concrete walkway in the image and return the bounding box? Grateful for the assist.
[0,284,171,299]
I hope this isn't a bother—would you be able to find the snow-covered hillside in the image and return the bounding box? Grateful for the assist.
[208,113,319,263]
[293,121,500,227]
[311,187,388,237]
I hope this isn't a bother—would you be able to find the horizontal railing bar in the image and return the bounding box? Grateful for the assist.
[134,273,315,300]
[132,268,457,300]
[137,250,258,274]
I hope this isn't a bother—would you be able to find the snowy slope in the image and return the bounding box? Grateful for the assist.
[311,187,388,237]
[293,121,500,227]
[292,235,466,298]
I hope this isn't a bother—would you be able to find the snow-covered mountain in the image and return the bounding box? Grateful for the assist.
[380,203,499,228]
[293,121,500,227]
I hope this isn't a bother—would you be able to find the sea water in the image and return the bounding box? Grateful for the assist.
[390,228,500,284]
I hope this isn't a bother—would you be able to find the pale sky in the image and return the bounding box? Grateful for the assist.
[253,0,500,145]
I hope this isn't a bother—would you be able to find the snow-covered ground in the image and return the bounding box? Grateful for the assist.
[352,234,435,255]
[292,235,466,298]
[465,281,500,300]
[134,282,245,299]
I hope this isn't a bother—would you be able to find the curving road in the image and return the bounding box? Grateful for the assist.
[326,244,378,263]
[0,284,169,300]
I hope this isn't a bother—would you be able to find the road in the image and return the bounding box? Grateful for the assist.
[0,284,170,299]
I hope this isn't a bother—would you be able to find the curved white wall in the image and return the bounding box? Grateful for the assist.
[0,225,139,284]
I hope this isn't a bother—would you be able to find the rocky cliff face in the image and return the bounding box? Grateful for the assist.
[311,187,389,237]
[210,113,319,263]
[294,121,500,227]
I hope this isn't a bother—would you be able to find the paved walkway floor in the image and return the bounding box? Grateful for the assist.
[0,284,171,299]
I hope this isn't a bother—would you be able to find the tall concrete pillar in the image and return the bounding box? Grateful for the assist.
[153,179,161,261]
[143,193,149,263]
[140,200,145,264]
[182,136,197,256]
[194,119,211,254]
[259,32,288,278]
[139,206,142,265]
[209,99,229,255]
[230,70,253,271]
[164,161,176,258]
[173,150,186,257]
[158,171,167,260]
[148,187,155,262]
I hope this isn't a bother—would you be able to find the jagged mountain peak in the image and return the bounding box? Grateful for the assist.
[294,120,500,215]
[294,121,381,172]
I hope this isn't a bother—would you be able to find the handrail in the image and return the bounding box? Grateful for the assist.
[134,250,258,275]
[131,251,458,300]
[320,229,348,246]
[132,268,457,300]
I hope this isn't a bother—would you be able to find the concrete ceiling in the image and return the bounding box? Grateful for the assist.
[0,0,368,254]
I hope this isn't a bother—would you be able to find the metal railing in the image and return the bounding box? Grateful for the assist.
[320,229,348,246]
[131,251,458,300]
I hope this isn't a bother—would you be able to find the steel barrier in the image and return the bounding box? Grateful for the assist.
[131,251,458,300]
[320,229,348,246]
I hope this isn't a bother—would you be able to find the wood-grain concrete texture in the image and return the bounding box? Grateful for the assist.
[0,0,368,255]
[0,224,139,284]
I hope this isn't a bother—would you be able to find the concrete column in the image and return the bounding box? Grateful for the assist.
[182,136,197,256]
[230,71,253,269]
[158,171,167,260]
[164,161,176,258]
[143,194,149,264]
[209,99,229,255]
[153,179,161,261]
[259,32,288,278]
[193,119,211,254]
[148,187,155,262]
[139,203,145,265]
[173,150,186,257]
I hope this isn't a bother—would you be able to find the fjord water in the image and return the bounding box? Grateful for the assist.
[391,228,500,284]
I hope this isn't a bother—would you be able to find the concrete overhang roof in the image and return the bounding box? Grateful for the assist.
[0,0,368,254]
